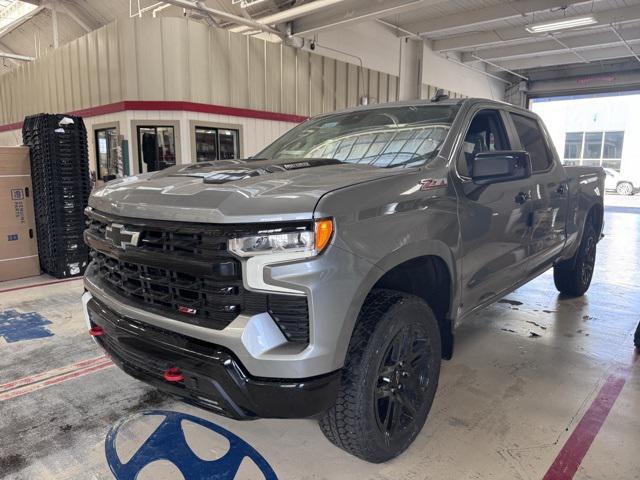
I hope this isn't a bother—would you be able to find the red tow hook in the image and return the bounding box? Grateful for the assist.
[89,326,105,337]
[163,367,184,383]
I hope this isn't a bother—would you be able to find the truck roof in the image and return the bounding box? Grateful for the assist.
[313,97,517,118]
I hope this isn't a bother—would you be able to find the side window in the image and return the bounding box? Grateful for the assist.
[510,113,552,172]
[457,109,510,177]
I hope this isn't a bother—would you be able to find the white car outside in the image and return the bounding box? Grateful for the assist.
[604,168,639,195]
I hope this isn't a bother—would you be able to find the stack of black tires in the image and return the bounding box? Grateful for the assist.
[22,114,91,278]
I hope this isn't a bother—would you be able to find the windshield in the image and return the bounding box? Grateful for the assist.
[255,104,459,168]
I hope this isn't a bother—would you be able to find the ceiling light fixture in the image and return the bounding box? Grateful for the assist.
[525,15,597,33]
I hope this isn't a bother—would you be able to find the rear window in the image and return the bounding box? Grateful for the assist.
[510,113,552,172]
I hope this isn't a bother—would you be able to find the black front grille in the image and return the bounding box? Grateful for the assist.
[85,210,310,343]
[91,251,252,328]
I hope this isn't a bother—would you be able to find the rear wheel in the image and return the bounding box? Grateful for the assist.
[554,219,597,296]
[319,289,441,463]
[616,182,634,195]
[635,322,640,350]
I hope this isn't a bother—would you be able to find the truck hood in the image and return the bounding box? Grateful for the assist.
[89,158,409,223]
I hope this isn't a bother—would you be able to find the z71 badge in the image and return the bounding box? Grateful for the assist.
[420,178,447,190]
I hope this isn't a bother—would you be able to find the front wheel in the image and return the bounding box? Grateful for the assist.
[616,182,634,195]
[319,289,441,463]
[554,220,597,296]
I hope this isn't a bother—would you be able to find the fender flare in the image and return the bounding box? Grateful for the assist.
[334,240,459,363]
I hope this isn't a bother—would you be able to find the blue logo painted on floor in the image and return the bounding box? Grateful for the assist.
[0,310,53,343]
[105,410,278,480]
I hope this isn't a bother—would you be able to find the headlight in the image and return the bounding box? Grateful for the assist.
[228,218,333,257]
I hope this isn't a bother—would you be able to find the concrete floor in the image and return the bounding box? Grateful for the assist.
[1,193,639,480]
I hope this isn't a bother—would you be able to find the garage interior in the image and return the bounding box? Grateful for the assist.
[0,0,639,479]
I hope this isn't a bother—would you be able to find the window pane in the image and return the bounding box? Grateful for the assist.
[95,128,118,180]
[581,159,600,167]
[195,127,217,162]
[603,131,624,159]
[138,126,176,173]
[459,109,511,177]
[602,159,621,171]
[510,113,552,172]
[219,129,239,159]
[583,132,602,159]
[564,132,582,159]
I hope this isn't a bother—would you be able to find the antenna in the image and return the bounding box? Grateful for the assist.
[431,89,449,102]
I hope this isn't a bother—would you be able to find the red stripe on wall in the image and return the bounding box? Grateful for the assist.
[0,100,308,133]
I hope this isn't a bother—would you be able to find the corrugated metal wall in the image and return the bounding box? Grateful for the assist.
[0,17,400,126]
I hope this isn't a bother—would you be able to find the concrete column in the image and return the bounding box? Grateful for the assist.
[398,38,423,101]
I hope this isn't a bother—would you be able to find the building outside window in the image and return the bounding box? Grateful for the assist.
[561,131,624,171]
[563,132,582,160]
[194,126,240,162]
[137,126,176,173]
[95,127,119,181]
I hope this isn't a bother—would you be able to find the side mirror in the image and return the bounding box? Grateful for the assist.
[471,150,531,185]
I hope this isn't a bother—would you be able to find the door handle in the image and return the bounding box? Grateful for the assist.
[515,191,531,204]
[557,183,568,195]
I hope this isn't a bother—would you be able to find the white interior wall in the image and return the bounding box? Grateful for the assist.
[0,129,21,146]
[306,21,401,77]
[0,111,298,177]
[308,22,505,101]
[422,44,505,100]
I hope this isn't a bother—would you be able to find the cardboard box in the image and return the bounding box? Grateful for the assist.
[0,146,40,281]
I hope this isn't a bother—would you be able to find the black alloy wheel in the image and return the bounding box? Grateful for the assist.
[319,289,441,463]
[374,325,431,444]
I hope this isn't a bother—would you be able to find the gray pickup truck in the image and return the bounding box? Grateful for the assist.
[83,98,604,462]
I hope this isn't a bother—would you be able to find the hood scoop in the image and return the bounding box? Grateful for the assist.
[197,158,345,184]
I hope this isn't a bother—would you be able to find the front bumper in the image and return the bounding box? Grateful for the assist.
[85,296,341,419]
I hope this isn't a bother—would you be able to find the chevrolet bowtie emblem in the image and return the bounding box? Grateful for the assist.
[105,223,141,249]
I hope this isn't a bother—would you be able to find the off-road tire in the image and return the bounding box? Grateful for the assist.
[319,289,441,463]
[554,219,597,296]
[634,322,640,350]
[616,182,634,196]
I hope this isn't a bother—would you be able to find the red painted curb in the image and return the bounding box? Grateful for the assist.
[542,366,631,480]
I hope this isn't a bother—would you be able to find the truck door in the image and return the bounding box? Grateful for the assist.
[508,112,569,275]
[454,108,532,317]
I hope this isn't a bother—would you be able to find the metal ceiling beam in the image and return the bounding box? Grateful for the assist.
[399,0,592,37]
[161,0,283,36]
[54,1,99,32]
[433,4,640,52]
[376,19,421,39]
[470,53,529,80]
[0,51,34,61]
[50,0,59,48]
[442,53,511,84]
[526,57,640,81]
[610,24,640,65]
[0,42,24,66]
[292,0,443,36]
[462,26,640,62]
[230,0,346,34]
[486,44,639,71]
[0,5,47,41]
